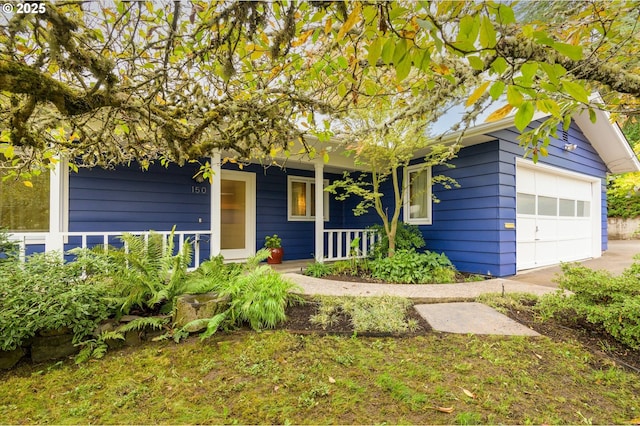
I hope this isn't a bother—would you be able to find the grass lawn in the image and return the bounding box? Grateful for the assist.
[1,330,639,424]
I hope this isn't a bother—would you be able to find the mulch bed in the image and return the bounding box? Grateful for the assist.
[280,299,640,373]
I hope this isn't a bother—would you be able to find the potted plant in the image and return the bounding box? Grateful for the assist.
[264,234,283,264]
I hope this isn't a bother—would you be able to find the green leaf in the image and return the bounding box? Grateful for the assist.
[395,55,412,82]
[490,57,508,74]
[589,108,597,124]
[393,39,407,65]
[337,83,348,97]
[514,101,535,131]
[467,55,484,71]
[553,42,583,61]
[561,80,589,103]
[520,62,538,84]
[336,56,349,69]
[563,114,572,131]
[381,38,395,65]
[489,81,505,100]
[367,37,383,66]
[497,4,516,24]
[457,15,479,45]
[479,16,496,48]
[507,85,524,107]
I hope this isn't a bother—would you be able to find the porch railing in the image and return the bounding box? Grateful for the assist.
[323,228,379,261]
[8,230,212,269]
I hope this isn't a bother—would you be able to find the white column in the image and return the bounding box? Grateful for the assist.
[45,159,66,253]
[210,152,222,257]
[314,160,324,262]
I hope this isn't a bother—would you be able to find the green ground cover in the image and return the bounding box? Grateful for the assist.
[1,331,638,425]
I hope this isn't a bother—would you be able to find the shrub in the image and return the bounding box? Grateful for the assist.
[185,249,303,338]
[538,261,640,349]
[73,229,193,315]
[0,252,114,351]
[0,228,18,262]
[368,222,426,259]
[369,249,455,284]
[304,261,332,278]
[183,255,243,294]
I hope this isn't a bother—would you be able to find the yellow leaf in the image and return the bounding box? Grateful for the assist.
[337,2,362,41]
[485,104,514,123]
[324,17,333,35]
[292,29,313,47]
[23,181,33,188]
[465,81,490,107]
[328,376,336,383]
[461,388,476,399]
[432,63,450,75]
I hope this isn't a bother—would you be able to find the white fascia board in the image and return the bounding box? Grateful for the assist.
[573,108,640,174]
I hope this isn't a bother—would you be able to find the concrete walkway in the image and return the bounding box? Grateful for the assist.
[284,240,639,336]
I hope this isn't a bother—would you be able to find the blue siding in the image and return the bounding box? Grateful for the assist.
[420,141,510,276]
[69,163,211,232]
[70,162,347,262]
[238,164,344,261]
[414,120,608,277]
[66,119,610,271]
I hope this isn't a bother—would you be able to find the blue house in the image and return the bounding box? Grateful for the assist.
[4,105,639,277]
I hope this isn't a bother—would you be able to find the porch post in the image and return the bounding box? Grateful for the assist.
[45,159,66,253]
[314,160,324,262]
[210,151,222,256]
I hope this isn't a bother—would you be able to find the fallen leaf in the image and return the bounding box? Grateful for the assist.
[461,387,476,399]
[436,406,455,414]
[273,385,280,392]
[328,376,336,384]
[533,352,543,360]
[628,417,640,425]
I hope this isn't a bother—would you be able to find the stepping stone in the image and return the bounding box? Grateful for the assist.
[414,302,540,336]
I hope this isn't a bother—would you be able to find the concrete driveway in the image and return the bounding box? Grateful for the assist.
[508,239,640,288]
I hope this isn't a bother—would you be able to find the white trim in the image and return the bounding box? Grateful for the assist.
[287,175,330,221]
[403,164,433,225]
[314,162,325,261]
[220,169,256,260]
[210,152,222,257]
[515,159,602,270]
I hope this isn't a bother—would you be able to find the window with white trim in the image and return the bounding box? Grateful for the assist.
[403,165,432,225]
[287,176,329,221]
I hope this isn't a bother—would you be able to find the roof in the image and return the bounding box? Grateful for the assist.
[432,96,640,174]
[274,95,640,174]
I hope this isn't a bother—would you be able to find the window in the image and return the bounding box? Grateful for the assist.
[287,176,329,221]
[0,172,50,231]
[404,164,432,225]
[516,193,536,215]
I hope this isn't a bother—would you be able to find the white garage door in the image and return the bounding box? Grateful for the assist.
[516,162,600,270]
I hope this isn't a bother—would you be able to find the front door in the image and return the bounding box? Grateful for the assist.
[220,170,256,260]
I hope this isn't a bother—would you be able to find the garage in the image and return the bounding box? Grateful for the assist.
[516,161,601,270]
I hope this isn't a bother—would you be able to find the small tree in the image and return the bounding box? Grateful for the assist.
[327,111,458,257]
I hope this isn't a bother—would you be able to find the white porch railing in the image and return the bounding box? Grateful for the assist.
[8,230,212,269]
[323,228,379,261]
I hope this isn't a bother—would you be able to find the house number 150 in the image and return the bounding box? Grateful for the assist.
[191,186,207,194]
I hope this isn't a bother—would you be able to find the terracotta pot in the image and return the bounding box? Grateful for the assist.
[267,247,284,264]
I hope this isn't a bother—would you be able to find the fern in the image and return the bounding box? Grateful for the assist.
[76,227,193,315]
[116,316,169,333]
